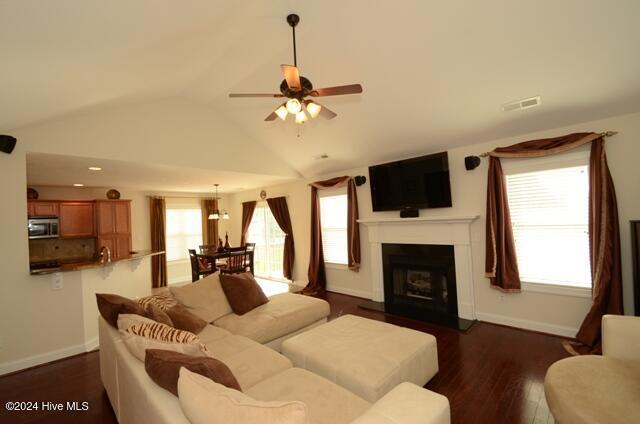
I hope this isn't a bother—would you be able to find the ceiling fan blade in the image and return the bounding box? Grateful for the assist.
[310,84,363,97]
[312,102,337,120]
[229,93,284,98]
[281,64,301,90]
[264,111,278,121]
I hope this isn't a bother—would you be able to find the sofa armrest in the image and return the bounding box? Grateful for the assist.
[602,314,640,361]
[350,382,450,424]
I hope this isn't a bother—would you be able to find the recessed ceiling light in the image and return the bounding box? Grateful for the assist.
[88,166,102,171]
[73,183,84,187]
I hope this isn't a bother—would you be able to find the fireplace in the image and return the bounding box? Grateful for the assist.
[382,243,462,328]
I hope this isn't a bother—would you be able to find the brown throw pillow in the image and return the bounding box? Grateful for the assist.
[145,303,174,327]
[97,293,145,328]
[166,304,207,334]
[145,349,241,396]
[219,273,268,315]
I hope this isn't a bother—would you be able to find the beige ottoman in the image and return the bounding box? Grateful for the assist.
[281,314,438,402]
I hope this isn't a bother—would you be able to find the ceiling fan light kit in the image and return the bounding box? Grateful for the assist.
[229,13,363,125]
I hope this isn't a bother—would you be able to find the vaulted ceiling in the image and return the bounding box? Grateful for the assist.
[3,0,640,180]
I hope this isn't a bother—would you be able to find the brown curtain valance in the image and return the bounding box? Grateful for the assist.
[240,201,257,246]
[485,132,623,350]
[303,176,361,295]
[201,198,219,247]
[266,197,295,280]
[150,197,168,288]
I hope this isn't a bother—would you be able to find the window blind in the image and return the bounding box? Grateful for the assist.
[320,194,348,265]
[505,165,591,288]
[166,207,203,262]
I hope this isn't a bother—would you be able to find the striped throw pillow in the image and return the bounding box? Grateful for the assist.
[120,321,210,362]
[138,292,179,311]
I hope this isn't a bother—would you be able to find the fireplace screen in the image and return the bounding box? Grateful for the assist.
[402,269,448,302]
[383,243,457,324]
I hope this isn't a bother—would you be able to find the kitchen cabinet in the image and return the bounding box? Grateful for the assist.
[59,202,95,238]
[95,200,132,260]
[28,201,59,217]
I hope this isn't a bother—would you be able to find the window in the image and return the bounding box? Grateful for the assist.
[247,204,286,280]
[505,161,591,289]
[319,194,348,265]
[165,200,203,262]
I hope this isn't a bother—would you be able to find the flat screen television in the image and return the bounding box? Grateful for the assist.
[368,151,452,211]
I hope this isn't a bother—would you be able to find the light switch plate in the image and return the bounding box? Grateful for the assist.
[51,272,63,290]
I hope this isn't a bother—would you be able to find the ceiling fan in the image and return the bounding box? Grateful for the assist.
[229,13,363,124]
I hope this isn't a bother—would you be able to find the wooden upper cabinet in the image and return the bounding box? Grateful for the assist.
[95,200,132,259]
[59,202,95,238]
[28,201,59,217]
[114,201,131,234]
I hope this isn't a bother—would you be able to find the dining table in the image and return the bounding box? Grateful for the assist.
[198,247,254,275]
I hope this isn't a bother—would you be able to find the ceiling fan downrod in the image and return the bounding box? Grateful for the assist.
[287,14,300,67]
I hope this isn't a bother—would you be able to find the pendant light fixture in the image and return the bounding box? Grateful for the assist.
[208,184,230,220]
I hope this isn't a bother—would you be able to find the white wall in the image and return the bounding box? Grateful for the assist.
[0,97,291,373]
[226,111,640,336]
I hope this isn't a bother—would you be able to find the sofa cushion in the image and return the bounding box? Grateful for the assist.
[145,304,173,327]
[118,316,208,362]
[178,368,308,424]
[203,335,293,390]
[170,274,232,323]
[145,349,241,396]
[97,293,145,328]
[219,272,269,315]
[196,325,232,345]
[166,304,207,334]
[213,293,330,344]
[246,367,370,424]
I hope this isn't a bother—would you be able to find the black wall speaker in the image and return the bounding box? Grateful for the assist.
[464,155,481,170]
[400,207,419,218]
[354,175,367,186]
[0,135,17,154]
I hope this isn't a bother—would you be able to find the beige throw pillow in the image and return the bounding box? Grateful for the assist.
[117,316,208,362]
[170,274,232,323]
[178,368,308,424]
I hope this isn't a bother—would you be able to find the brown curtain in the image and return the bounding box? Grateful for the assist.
[267,197,295,280]
[485,156,521,292]
[150,197,167,288]
[485,132,623,350]
[575,139,623,348]
[240,201,257,246]
[303,176,361,295]
[201,198,219,246]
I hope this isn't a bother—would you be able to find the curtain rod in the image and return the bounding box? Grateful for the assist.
[146,195,219,199]
[478,131,618,158]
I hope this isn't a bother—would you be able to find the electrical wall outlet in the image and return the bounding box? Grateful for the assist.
[51,272,63,290]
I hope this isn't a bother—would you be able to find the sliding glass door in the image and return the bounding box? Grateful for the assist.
[246,204,286,281]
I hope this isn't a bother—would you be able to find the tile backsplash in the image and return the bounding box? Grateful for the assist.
[29,238,96,262]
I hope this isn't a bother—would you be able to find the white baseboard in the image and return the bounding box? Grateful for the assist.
[84,337,99,352]
[475,311,578,338]
[326,285,372,300]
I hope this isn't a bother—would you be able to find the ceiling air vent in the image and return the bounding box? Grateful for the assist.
[502,96,541,112]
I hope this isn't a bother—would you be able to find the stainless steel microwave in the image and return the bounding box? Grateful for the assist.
[28,216,59,239]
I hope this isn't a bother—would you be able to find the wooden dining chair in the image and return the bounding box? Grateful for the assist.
[188,249,214,282]
[199,244,218,254]
[218,248,250,275]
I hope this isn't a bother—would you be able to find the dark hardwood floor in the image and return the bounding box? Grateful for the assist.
[0,291,569,423]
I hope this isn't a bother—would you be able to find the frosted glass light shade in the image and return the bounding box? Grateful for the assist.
[295,111,308,124]
[306,101,322,118]
[275,105,288,120]
[286,98,302,114]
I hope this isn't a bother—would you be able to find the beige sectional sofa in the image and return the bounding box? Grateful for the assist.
[99,273,450,423]
[100,317,450,424]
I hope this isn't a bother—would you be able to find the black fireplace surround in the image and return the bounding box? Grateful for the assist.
[382,243,459,328]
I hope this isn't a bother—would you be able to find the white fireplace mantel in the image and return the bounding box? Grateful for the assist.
[358,215,479,320]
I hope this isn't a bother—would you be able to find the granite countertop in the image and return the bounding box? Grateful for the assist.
[30,250,165,275]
